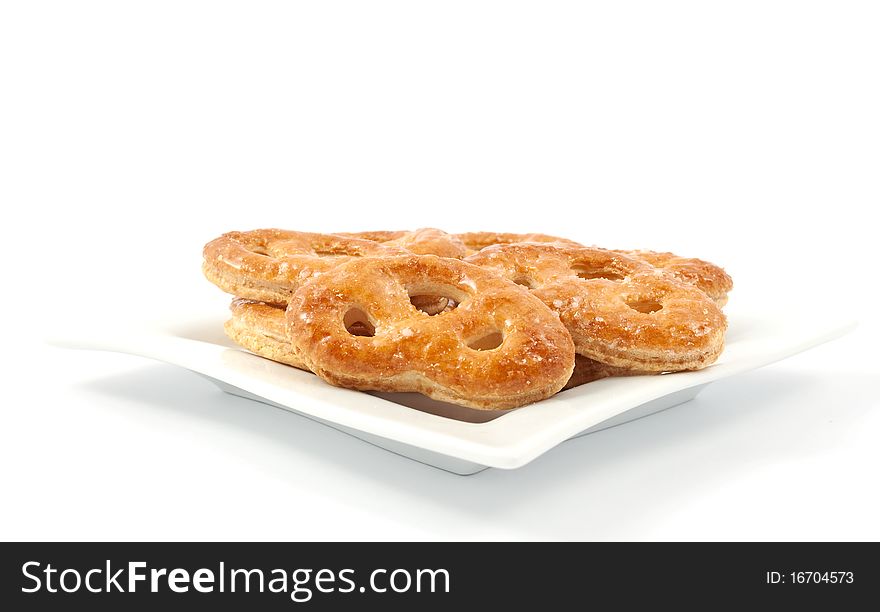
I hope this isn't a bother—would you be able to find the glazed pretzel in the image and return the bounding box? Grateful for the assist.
[341,228,470,259]
[465,243,727,371]
[202,229,402,304]
[454,232,732,304]
[286,254,576,410]
[615,249,733,306]
[224,298,311,371]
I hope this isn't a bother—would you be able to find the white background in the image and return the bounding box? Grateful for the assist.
[2,1,878,540]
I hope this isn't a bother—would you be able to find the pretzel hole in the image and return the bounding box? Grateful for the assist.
[513,276,536,289]
[626,299,663,314]
[467,331,504,351]
[572,264,625,282]
[409,294,457,316]
[343,308,375,336]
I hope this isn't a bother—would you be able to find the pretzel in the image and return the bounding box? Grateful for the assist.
[465,243,727,371]
[455,232,732,304]
[286,254,576,410]
[224,298,310,370]
[341,228,469,259]
[202,230,401,304]
[614,249,733,306]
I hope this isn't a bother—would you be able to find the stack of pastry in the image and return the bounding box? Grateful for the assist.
[202,229,731,410]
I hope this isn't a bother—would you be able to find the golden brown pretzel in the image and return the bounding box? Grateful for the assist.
[614,250,733,306]
[454,232,732,305]
[465,243,727,371]
[202,229,401,304]
[286,254,576,410]
[341,228,469,259]
[224,298,311,371]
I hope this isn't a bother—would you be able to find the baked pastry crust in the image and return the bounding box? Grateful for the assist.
[286,254,576,410]
[613,249,732,306]
[224,298,310,371]
[202,229,401,304]
[457,232,732,305]
[466,243,727,371]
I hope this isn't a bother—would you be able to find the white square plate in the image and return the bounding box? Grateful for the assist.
[53,302,854,475]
